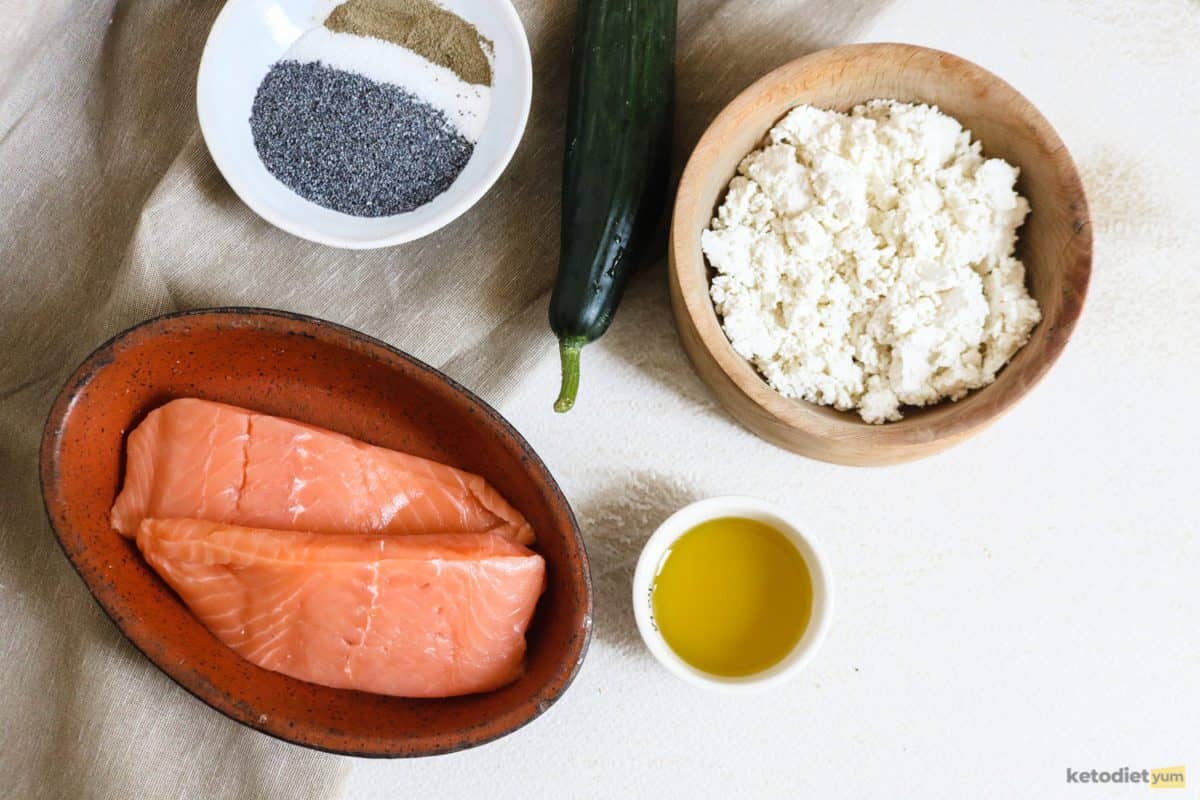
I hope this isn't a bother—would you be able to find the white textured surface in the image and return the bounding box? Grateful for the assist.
[344,1,1200,797]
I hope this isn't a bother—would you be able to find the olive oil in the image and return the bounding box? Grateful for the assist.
[650,517,812,677]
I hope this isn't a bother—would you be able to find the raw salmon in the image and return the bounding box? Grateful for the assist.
[112,399,533,544]
[137,518,546,698]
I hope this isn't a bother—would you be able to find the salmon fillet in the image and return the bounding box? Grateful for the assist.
[137,518,546,698]
[111,399,533,544]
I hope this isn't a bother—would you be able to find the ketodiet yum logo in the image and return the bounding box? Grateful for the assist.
[1066,766,1186,789]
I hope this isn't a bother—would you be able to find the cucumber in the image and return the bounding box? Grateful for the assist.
[549,0,676,413]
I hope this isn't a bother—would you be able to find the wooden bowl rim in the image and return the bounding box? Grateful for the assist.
[38,306,594,757]
[669,42,1092,460]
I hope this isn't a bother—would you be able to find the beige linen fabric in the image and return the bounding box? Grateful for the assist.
[0,0,888,797]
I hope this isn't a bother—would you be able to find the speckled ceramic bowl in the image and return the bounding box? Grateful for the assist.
[39,308,592,757]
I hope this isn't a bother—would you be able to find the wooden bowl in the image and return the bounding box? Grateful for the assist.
[39,308,592,756]
[669,44,1091,465]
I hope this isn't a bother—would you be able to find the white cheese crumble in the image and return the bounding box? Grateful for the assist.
[701,100,1042,423]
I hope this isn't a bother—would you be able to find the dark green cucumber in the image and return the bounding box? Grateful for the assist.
[549,0,676,412]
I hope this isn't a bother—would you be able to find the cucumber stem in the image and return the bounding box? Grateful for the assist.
[554,337,586,413]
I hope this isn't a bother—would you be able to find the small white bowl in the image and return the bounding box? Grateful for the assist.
[196,0,532,249]
[632,496,833,692]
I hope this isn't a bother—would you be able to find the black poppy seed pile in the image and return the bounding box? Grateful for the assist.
[250,60,474,217]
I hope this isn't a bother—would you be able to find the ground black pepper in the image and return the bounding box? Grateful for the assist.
[325,0,494,86]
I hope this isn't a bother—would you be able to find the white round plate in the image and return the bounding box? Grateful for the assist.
[196,0,532,249]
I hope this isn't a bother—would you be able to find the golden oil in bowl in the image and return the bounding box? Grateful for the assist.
[650,517,813,677]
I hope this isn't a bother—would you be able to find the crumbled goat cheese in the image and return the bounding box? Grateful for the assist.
[701,100,1042,423]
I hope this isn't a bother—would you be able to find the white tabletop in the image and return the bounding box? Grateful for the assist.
[343,1,1199,797]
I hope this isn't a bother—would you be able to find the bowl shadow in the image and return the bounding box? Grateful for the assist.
[572,470,703,652]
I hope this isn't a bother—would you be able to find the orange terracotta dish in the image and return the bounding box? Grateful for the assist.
[112,397,545,698]
[42,308,591,755]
